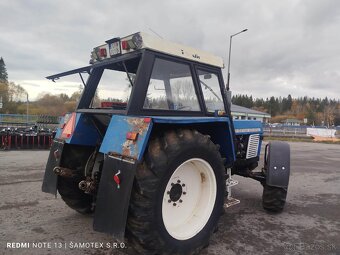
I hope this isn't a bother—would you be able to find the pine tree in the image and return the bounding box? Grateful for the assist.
[287,94,292,111]
[0,57,8,83]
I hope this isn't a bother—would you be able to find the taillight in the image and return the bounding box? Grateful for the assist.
[121,40,129,50]
[60,113,76,139]
[99,48,107,57]
[126,131,138,141]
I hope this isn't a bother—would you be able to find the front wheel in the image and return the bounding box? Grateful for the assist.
[262,184,287,213]
[126,129,226,254]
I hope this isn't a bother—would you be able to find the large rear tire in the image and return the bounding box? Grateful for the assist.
[57,146,94,214]
[126,129,226,254]
[58,177,93,214]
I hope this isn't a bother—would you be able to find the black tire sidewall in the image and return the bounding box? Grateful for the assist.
[262,184,287,212]
[153,143,225,253]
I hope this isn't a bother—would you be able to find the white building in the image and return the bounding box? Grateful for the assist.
[231,104,271,123]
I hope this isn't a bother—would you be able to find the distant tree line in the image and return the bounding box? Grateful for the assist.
[232,94,340,126]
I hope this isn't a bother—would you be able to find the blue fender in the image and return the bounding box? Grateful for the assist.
[99,116,153,161]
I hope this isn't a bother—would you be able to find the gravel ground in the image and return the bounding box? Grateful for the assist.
[0,142,339,255]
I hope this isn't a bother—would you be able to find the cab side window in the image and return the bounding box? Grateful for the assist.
[197,69,224,113]
[143,58,201,111]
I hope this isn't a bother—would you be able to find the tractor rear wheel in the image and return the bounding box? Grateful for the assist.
[126,129,226,254]
[57,146,94,214]
[58,177,93,214]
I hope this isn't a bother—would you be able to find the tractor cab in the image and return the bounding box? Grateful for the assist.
[48,32,229,116]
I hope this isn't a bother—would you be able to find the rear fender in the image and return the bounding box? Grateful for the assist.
[265,141,290,188]
[62,113,101,146]
[94,116,152,238]
[151,117,236,166]
[99,116,153,161]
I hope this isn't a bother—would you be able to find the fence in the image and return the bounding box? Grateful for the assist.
[0,114,59,150]
[263,126,307,137]
[263,125,340,138]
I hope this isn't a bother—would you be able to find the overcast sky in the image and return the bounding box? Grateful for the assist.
[1,0,339,100]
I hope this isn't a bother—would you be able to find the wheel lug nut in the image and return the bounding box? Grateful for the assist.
[173,203,176,206]
[177,180,181,183]
[167,191,170,194]
[182,183,185,187]
[171,183,174,186]
[179,199,183,203]
[183,192,186,195]
[168,200,171,203]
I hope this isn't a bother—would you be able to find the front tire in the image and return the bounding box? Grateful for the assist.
[262,184,287,213]
[126,129,226,254]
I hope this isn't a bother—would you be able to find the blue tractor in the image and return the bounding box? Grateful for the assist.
[42,32,290,254]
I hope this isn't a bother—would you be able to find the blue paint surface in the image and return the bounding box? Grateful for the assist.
[234,120,263,157]
[152,116,236,163]
[69,114,101,145]
[56,113,101,146]
[99,116,153,161]
[57,114,262,162]
[233,120,263,135]
[54,116,64,139]
[152,116,230,124]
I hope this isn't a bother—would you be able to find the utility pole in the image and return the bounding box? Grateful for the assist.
[226,29,248,91]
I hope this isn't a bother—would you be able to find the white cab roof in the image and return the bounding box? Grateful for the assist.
[125,32,224,68]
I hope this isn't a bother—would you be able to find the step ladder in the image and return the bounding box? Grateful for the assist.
[224,168,240,208]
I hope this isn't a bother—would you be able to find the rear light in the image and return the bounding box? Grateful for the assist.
[126,132,138,141]
[99,48,107,57]
[121,40,129,50]
[143,117,151,123]
[60,113,76,139]
[122,37,142,51]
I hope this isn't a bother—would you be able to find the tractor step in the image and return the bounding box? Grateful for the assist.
[224,168,240,208]
[226,178,238,188]
[224,197,240,208]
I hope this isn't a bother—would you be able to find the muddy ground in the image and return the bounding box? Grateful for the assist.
[0,142,339,255]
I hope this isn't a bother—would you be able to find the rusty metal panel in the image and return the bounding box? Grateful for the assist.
[99,116,153,161]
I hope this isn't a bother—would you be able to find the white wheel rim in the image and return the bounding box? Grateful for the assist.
[162,158,217,240]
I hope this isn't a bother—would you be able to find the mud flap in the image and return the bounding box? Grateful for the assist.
[42,140,64,195]
[265,141,290,188]
[93,155,137,240]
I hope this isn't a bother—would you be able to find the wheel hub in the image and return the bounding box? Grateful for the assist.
[169,183,183,202]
